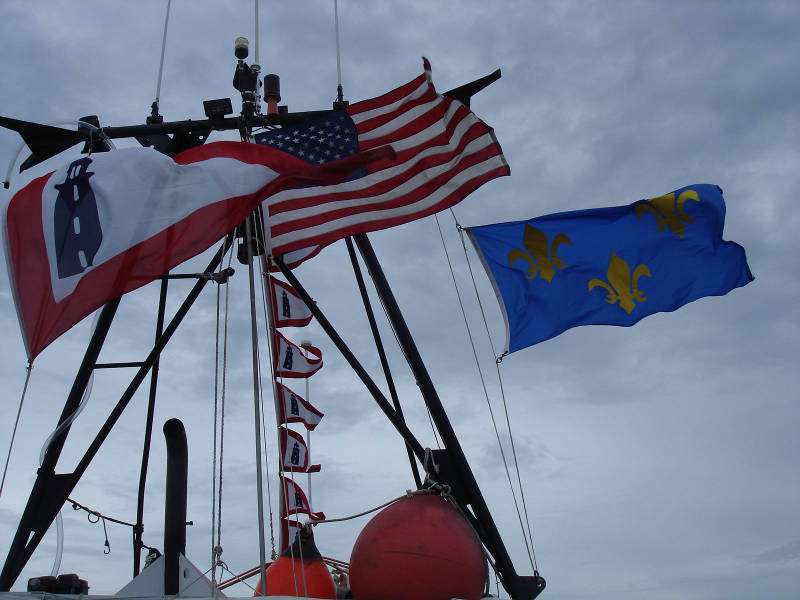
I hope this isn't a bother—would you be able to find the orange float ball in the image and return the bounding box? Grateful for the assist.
[254,528,336,599]
[349,494,486,600]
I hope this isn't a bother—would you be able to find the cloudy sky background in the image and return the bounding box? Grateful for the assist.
[0,1,798,599]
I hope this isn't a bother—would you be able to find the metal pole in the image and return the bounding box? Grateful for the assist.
[245,217,269,595]
[273,256,427,461]
[352,233,545,600]
[0,240,231,591]
[134,276,169,576]
[0,298,119,591]
[345,237,422,488]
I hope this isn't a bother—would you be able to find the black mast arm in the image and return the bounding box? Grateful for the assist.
[0,67,500,180]
[443,69,502,107]
[352,233,545,600]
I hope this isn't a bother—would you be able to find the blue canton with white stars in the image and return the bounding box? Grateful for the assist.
[254,110,360,166]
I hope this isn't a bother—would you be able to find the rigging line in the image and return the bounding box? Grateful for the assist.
[255,309,276,561]
[433,214,536,569]
[212,240,236,593]
[0,361,32,501]
[369,268,442,450]
[259,224,298,559]
[67,497,136,528]
[245,217,269,595]
[255,219,278,558]
[453,212,539,571]
[154,0,172,108]
[211,257,223,590]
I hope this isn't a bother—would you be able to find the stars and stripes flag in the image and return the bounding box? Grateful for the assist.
[255,58,508,261]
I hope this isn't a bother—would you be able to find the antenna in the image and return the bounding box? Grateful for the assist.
[150,0,172,124]
[333,0,348,110]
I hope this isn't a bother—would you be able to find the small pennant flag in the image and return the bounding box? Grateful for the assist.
[276,383,324,430]
[279,475,325,520]
[274,332,323,378]
[279,426,321,473]
[269,275,313,328]
[280,518,306,551]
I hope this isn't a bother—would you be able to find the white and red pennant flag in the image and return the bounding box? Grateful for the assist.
[279,475,325,520]
[3,142,392,359]
[280,518,307,549]
[279,427,320,473]
[273,331,322,378]
[276,382,323,430]
[269,275,313,328]
[255,58,509,263]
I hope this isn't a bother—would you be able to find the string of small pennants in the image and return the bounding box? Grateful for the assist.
[267,274,326,551]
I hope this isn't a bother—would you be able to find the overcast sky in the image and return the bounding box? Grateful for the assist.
[0,2,798,600]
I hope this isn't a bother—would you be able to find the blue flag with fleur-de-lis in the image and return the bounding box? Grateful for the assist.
[466,184,753,353]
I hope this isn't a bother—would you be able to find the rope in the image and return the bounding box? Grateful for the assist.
[0,361,33,500]
[68,497,136,528]
[453,211,539,572]
[211,259,222,589]
[312,486,441,526]
[211,242,235,591]
[255,216,277,559]
[154,0,172,109]
[370,270,442,450]
[434,213,536,570]
[67,497,162,556]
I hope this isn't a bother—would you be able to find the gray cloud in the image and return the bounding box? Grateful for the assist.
[1,1,798,599]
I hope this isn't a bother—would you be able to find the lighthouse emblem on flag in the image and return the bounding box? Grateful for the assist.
[53,157,103,278]
[281,290,291,318]
[283,346,294,370]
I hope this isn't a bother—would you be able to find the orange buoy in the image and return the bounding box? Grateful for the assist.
[254,527,336,598]
[349,493,487,600]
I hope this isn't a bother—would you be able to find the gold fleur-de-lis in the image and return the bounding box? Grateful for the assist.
[588,252,651,314]
[508,224,572,282]
[635,190,700,237]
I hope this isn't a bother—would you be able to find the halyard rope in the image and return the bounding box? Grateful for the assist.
[435,212,537,571]
[211,241,235,591]
[0,361,32,500]
[453,211,539,572]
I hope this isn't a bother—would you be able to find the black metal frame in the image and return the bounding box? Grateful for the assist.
[0,66,544,597]
[0,238,233,591]
[276,236,545,600]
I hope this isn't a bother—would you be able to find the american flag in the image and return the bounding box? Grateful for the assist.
[255,58,509,259]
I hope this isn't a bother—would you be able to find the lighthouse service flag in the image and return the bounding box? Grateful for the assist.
[274,332,323,378]
[279,427,321,473]
[279,475,325,521]
[276,383,324,430]
[4,141,391,359]
[269,275,314,328]
[467,184,753,353]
